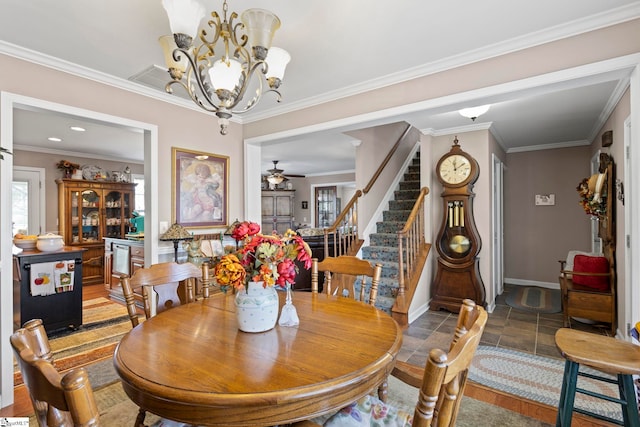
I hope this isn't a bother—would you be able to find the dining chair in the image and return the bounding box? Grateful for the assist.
[120,261,211,328]
[294,299,487,427]
[311,256,383,306]
[10,318,101,426]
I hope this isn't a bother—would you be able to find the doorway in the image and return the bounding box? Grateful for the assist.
[12,166,45,236]
[315,186,337,227]
[0,92,159,407]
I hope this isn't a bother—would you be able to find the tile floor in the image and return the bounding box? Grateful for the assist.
[397,284,611,367]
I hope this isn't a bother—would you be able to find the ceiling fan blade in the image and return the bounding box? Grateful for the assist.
[285,174,306,178]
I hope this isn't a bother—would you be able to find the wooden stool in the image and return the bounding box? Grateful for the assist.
[555,328,640,426]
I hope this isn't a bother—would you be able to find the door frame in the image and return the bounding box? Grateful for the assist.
[0,92,158,407]
[491,154,504,311]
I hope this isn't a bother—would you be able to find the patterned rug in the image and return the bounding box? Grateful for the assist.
[14,297,132,385]
[29,362,550,427]
[469,346,622,422]
[505,286,562,313]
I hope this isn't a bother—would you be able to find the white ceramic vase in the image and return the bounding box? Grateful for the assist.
[235,281,279,333]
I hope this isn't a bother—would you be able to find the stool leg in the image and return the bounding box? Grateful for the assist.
[619,374,640,427]
[557,360,580,427]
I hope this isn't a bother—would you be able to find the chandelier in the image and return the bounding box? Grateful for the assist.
[160,0,291,135]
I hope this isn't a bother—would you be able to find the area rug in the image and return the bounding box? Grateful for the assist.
[469,345,622,422]
[26,364,550,427]
[505,286,561,314]
[13,297,133,385]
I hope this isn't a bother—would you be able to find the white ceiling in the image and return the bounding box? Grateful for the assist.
[2,1,639,176]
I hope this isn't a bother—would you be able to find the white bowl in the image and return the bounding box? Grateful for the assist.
[36,233,64,252]
[13,239,37,250]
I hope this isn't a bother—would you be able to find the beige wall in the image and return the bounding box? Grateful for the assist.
[285,173,356,228]
[504,146,593,283]
[0,53,246,236]
[12,150,143,234]
[351,122,420,232]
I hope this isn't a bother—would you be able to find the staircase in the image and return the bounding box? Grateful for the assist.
[360,152,422,315]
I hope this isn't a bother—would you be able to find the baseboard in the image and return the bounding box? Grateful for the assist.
[504,277,559,290]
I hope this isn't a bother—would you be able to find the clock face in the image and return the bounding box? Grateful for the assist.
[439,154,472,185]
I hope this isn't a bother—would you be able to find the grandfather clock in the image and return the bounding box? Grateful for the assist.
[431,137,486,312]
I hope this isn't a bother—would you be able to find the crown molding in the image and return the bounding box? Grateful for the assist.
[242,3,640,123]
[1,3,638,127]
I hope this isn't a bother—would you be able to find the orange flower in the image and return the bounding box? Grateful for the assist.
[213,223,312,293]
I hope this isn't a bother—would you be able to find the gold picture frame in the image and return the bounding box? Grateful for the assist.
[172,147,229,228]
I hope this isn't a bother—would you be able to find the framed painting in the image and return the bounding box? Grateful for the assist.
[172,147,229,228]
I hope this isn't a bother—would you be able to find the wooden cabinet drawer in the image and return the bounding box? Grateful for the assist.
[131,246,144,258]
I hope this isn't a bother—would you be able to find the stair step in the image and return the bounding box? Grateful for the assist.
[370,233,399,247]
[376,221,404,234]
[362,245,399,262]
[399,181,420,191]
[389,200,415,211]
[359,150,422,317]
[404,172,420,181]
[394,189,420,200]
[383,209,411,222]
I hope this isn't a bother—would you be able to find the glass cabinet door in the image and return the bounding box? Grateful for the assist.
[70,190,81,244]
[104,190,132,238]
[81,190,100,243]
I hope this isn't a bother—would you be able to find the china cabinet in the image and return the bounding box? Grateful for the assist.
[57,179,136,285]
[261,190,295,234]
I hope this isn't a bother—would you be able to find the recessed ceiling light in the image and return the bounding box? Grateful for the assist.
[70,126,86,132]
[48,137,62,142]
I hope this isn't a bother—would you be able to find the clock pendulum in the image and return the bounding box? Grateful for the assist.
[431,137,486,312]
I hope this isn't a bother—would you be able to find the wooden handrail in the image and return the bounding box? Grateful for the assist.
[362,124,412,194]
[396,187,430,304]
[325,123,413,257]
[324,190,362,257]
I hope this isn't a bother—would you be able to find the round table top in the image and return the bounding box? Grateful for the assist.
[113,291,402,426]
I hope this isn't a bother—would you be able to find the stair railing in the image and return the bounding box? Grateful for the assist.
[396,186,430,305]
[324,124,412,256]
[324,190,362,257]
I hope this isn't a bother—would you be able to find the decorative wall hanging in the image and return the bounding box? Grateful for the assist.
[172,147,229,228]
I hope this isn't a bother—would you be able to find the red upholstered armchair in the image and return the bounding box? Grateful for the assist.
[558,250,616,334]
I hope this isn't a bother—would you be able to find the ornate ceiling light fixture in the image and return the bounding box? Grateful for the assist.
[458,105,491,121]
[160,0,291,135]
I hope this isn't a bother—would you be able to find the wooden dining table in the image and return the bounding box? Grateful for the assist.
[113,290,403,426]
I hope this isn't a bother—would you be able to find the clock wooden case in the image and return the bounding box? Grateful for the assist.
[431,137,486,312]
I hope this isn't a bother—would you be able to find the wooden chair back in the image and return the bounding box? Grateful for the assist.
[391,299,487,427]
[311,256,382,306]
[121,261,211,327]
[10,319,100,426]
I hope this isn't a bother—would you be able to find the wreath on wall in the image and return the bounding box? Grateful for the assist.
[577,171,607,218]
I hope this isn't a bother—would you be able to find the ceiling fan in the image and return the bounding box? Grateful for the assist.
[265,160,305,185]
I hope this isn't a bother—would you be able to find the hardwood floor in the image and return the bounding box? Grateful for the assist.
[1,284,618,426]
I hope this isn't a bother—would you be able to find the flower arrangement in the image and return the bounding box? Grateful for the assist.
[213,221,312,292]
[56,160,80,177]
[577,173,607,218]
